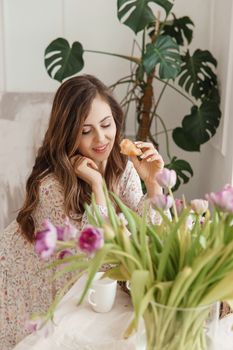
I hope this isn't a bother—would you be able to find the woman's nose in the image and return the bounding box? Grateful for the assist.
[94,128,105,142]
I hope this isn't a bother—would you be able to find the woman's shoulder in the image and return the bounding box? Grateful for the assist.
[39,173,63,196]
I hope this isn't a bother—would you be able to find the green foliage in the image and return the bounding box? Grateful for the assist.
[161,15,194,45]
[77,190,233,340]
[117,0,173,34]
[142,35,181,78]
[45,38,84,82]
[178,49,218,100]
[44,1,221,190]
[173,101,221,151]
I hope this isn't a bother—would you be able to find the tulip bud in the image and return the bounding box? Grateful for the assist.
[151,194,173,210]
[156,168,177,189]
[77,226,104,254]
[58,249,72,260]
[35,220,57,260]
[175,199,184,215]
[103,223,115,240]
[190,199,208,215]
[206,185,233,213]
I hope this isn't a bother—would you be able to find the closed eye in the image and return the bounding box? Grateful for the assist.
[101,123,111,128]
[82,129,91,135]
[82,122,111,135]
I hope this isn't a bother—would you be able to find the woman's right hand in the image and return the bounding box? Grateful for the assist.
[70,155,103,188]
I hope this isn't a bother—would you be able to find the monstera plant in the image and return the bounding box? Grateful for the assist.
[44,0,221,190]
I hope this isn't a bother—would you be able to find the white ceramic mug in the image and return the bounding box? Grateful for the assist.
[88,272,117,313]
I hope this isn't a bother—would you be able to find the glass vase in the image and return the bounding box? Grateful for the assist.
[136,301,219,350]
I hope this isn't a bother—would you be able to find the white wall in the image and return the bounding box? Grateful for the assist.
[199,0,233,195]
[0,0,232,199]
[0,0,5,91]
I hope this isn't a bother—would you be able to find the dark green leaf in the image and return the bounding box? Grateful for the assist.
[162,15,194,46]
[117,0,173,34]
[143,35,181,79]
[44,38,84,82]
[172,127,200,152]
[166,157,193,191]
[186,101,221,143]
[178,49,218,101]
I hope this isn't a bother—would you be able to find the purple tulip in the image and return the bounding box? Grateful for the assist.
[190,199,208,215]
[25,319,42,333]
[35,220,57,260]
[156,168,177,189]
[25,318,53,338]
[77,226,104,254]
[206,185,233,213]
[151,194,173,210]
[56,218,78,241]
[199,217,205,226]
[175,199,184,215]
[58,249,73,260]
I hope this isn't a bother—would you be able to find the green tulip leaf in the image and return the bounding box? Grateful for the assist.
[173,101,221,152]
[117,0,173,34]
[178,49,218,101]
[166,157,193,191]
[162,15,194,46]
[143,35,181,79]
[44,38,84,82]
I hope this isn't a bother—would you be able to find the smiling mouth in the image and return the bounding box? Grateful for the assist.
[92,144,109,153]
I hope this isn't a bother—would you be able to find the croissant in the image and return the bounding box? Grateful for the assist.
[119,139,142,156]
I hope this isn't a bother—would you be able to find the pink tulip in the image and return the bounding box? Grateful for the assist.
[35,220,57,260]
[156,168,177,189]
[58,249,73,260]
[151,194,173,210]
[206,185,233,213]
[25,318,53,338]
[25,319,42,333]
[57,218,78,241]
[77,226,104,254]
[190,199,208,215]
[185,214,194,230]
[175,199,184,215]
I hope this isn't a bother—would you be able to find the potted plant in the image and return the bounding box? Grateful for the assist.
[44,1,221,190]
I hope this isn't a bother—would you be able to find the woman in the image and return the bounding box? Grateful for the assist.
[0,74,164,349]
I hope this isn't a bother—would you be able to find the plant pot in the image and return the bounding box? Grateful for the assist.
[136,301,219,350]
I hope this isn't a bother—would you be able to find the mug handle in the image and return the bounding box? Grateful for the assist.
[88,289,96,306]
[126,281,131,290]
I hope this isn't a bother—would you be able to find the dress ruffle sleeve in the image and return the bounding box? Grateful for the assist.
[119,161,163,224]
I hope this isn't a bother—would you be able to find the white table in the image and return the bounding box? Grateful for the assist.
[13,275,233,350]
[13,275,137,350]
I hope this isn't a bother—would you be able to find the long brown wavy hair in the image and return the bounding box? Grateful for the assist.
[17,74,127,243]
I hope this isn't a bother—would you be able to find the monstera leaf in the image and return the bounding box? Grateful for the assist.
[172,100,221,151]
[166,157,193,191]
[44,38,84,82]
[162,16,194,46]
[142,35,181,79]
[172,127,200,152]
[117,0,173,34]
[178,49,218,101]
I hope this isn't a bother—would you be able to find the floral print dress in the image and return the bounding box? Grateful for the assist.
[0,161,160,350]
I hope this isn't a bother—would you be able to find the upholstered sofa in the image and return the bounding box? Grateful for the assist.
[0,92,53,230]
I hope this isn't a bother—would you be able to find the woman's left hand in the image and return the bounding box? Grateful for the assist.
[130,141,164,189]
